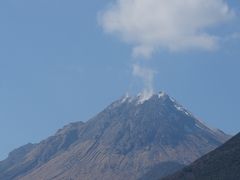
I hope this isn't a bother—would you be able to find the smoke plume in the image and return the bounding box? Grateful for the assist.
[99,0,234,96]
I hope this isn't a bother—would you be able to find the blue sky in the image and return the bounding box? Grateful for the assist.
[0,0,240,160]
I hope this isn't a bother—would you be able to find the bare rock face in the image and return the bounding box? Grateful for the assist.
[0,92,230,180]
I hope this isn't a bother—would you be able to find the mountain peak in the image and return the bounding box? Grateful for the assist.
[118,91,169,105]
[115,91,191,117]
[136,91,169,104]
[137,91,168,100]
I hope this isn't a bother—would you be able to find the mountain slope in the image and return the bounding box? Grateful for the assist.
[0,92,230,180]
[162,132,240,180]
[138,161,185,180]
[0,122,85,180]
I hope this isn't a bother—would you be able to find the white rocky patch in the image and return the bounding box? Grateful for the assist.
[137,91,153,104]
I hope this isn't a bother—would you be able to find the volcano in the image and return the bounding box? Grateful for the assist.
[0,92,229,180]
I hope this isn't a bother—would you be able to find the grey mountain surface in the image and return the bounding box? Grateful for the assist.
[138,161,185,180]
[0,92,230,180]
[161,132,240,180]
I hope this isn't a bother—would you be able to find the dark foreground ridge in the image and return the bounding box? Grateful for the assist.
[0,92,230,180]
[161,132,240,180]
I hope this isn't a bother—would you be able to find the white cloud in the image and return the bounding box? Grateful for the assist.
[99,0,234,57]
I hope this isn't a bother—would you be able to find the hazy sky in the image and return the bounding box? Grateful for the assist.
[0,0,240,160]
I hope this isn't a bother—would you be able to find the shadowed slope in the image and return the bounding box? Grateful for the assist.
[162,133,240,180]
